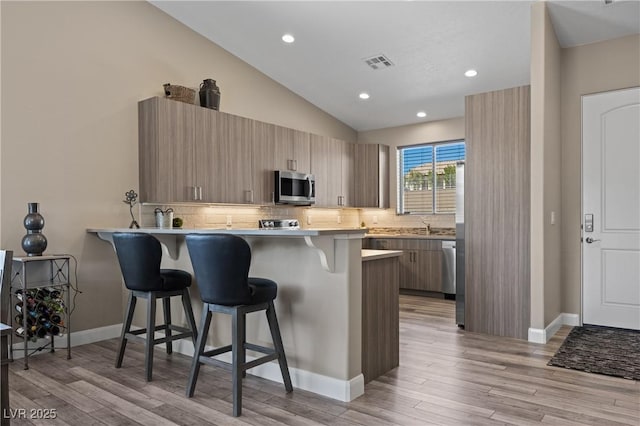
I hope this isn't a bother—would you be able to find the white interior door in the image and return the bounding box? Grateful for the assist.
[583,87,640,330]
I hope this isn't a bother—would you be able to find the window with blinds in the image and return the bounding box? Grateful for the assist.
[397,140,465,214]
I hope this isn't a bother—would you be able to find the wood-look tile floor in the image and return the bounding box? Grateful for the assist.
[7,295,640,425]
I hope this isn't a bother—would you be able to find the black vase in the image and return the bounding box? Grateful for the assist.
[199,79,221,110]
[21,202,47,256]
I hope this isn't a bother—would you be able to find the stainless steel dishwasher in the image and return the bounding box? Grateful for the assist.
[441,240,456,297]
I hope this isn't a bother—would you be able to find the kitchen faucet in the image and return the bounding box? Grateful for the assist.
[421,216,431,235]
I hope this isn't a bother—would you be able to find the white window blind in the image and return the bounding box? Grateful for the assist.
[398,141,465,214]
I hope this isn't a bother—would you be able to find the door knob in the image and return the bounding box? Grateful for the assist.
[585,237,601,244]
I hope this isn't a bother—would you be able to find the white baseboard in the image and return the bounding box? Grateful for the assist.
[8,323,364,402]
[170,339,364,402]
[528,313,580,343]
[9,324,122,360]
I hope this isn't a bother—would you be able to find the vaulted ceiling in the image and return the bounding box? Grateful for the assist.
[151,1,640,131]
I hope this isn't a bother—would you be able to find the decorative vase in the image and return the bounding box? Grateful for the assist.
[21,202,47,256]
[199,79,221,110]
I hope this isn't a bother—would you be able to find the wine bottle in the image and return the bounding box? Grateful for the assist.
[15,326,34,339]
[50,314,62,324]
[46,287,61,299]
[15,314,35,327]
[35,326,47,339]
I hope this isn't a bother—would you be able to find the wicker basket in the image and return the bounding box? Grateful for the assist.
[163,83,196,105]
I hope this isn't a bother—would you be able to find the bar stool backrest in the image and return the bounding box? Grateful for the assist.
[186,234,252,306]
[113,233,163,292]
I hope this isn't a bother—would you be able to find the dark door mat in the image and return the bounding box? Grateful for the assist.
[548,325,640,380]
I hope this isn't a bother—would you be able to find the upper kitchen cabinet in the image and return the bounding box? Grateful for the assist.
[274,126,310,173]
[139,97,197,203]
[215,112,254,204]
[194,105,219,202]
[354,144,389,208]
[252,122,314,204]
[140,97,255,204]
[310,135,354,207]
[252,120,276,204]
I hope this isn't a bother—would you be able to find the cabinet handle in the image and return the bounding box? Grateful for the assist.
[198,186,203,201]
[293,159,298,171]
[193,187,199,201]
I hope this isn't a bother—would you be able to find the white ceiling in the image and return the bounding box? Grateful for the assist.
[151,1,640,132]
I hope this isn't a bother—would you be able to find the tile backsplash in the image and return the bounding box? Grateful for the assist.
[140,204,452,230]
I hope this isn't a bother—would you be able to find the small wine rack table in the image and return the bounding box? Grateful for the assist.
[9,255,72,370]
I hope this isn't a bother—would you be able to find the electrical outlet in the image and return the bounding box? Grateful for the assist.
[307,215,312,225]
[550,211,556,225]
[373,215,378,224]
[226,215,232,226]
[337,215,342,224]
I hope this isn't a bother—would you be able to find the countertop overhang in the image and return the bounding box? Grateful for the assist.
[361,249,403,261]
[87,227,367,272]
[87,227,366,238]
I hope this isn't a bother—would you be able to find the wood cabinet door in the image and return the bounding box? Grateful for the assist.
[252,121,276,204]
[311,135,351,207]
[216,112,254,204]
[310,134,331,206]
[274,126,310,173]
[139,97,196,203]
[398,250,419,290]
[341,142,355,207]
[194,106,219,202]
[353,144,390,208]
[354,144,379,207]
[416,250,443,292]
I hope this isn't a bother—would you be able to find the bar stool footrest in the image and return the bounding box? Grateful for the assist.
[198,351,279,372]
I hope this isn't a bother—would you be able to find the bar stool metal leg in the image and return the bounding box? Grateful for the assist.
[181,288,198,345]
[187,306,212,397]
[231,308,246,417]
[163,297,173,354]
[266,301,293,392]
[145,292,157,382]
[116,292,137,368]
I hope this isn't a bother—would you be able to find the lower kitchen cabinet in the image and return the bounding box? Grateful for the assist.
[365,238,443,292]
[362,252,399,383]
[399,249,442,292]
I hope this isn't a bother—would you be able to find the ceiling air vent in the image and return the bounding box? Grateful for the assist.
[363,54,394,70]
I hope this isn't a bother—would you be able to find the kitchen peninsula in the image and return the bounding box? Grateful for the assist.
[88,227,367,401]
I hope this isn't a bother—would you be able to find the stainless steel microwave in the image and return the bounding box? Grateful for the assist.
[274,170,315,205]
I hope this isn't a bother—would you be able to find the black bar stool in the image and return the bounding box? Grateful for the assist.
[185,234,293,417]
[112,232,198,382]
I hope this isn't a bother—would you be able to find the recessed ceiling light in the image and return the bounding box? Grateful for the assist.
[417,111,427,118]
[282,34,295,43]
[359,92,370,100]
[464,69,478,78]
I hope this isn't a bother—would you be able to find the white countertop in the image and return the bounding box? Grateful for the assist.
[87,227,367,238]
[361,249,403,262]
